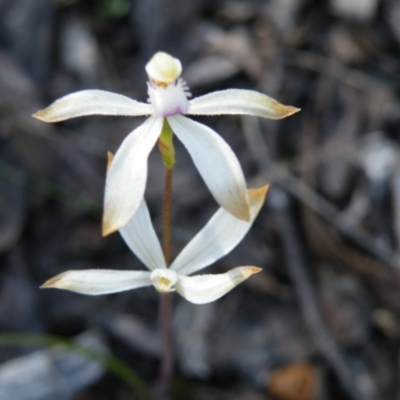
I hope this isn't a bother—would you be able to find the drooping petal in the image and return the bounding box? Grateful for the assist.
[168,115,250,221]
[188,89,300,120]
[176,266,261,304]
[33,90,153,122]
[41,269,152,295]
[171,186,268,276]
[120,200,167,271]
[103,116,163,236]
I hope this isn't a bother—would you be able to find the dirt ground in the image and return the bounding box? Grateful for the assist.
[1,0,400,399]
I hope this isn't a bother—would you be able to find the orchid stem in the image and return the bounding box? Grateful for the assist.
[156,167,174,399]
[162,168,173,266]
[157,292,173,398]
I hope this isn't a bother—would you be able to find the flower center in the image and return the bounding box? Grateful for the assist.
[147,79,190,117]
[151,268,178,293]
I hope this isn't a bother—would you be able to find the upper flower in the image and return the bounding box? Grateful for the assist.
[41,185,268,304]
[33,52,299,236]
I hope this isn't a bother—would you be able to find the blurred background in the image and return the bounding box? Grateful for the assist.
[1,0,400,399]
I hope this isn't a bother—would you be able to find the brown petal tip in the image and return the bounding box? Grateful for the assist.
[40,275,60,289]
[32,109,47,121]
[275,105,301,119]
[102,218,117,237]
[106,151,114,172]
[241,266,262,278]
[102,207,121,237]
[248,184,270,202]
[32,106,66,123]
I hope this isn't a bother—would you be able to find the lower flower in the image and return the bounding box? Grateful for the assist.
[41,185,268,304]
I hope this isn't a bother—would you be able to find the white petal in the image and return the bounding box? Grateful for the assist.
[41,269,152,295]
[120,200,166,271]
[167,115,250,221]
[103,116,163,235]
[33,90,153,122]
[171,186,268,276]
[176,266,261,304]
[188,89,300,120]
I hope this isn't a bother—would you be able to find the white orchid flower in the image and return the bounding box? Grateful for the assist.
[41,185,268,304]
[33,52,298,235]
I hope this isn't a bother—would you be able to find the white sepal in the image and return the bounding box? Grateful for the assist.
[168,115,250,221]
[33,90,153,122]
[120,200,166,271]
[103,116,163,235]
[188,89,300,120]
[40,269,152,295]
[176,266,261,304]
[171,186,269,276]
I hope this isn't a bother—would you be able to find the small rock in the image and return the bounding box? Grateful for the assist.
[268,362,320,400]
